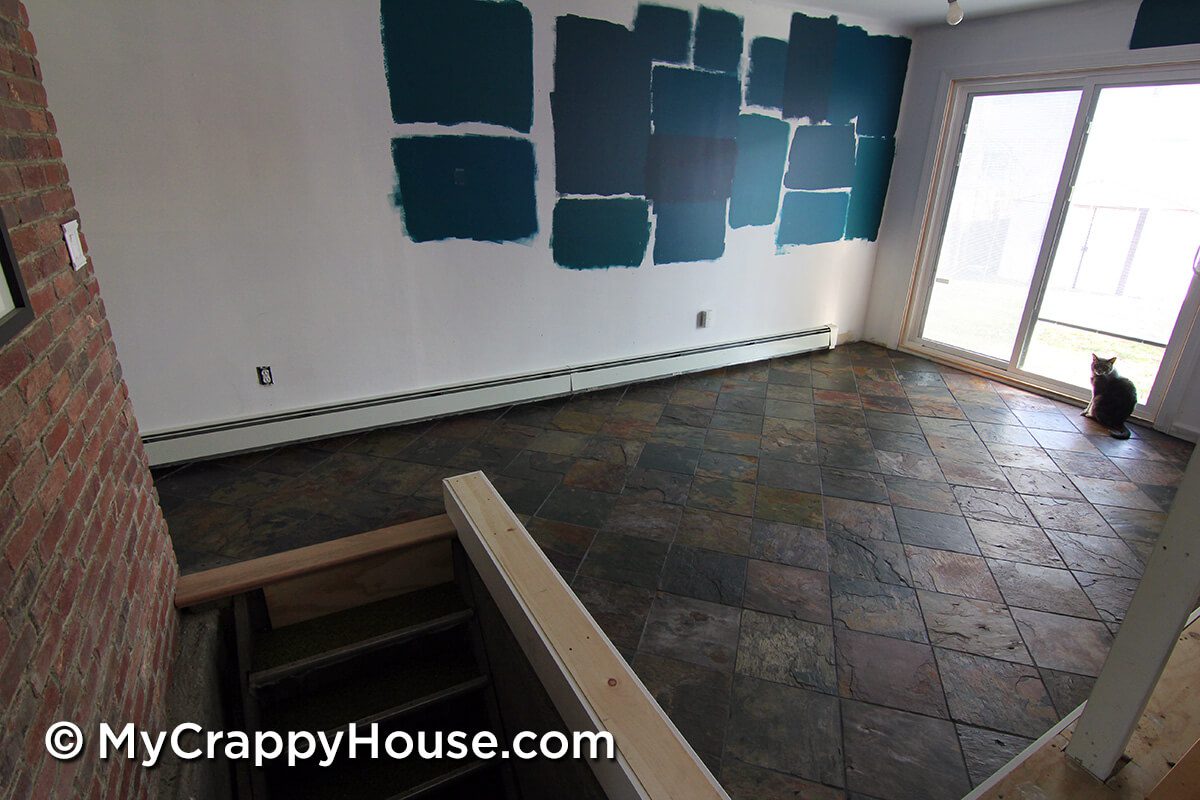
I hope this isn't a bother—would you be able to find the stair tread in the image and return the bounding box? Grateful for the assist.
[253,583,467,673]
[269,756,492,800]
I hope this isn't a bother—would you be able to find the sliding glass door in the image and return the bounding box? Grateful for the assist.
[907,68,1200,420]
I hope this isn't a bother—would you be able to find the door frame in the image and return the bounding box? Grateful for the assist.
[900,62,1200,426]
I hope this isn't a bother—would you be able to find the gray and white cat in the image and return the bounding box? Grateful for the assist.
[1082,354,1137,440]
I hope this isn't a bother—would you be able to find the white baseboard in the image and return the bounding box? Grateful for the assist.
[143,326,837,466]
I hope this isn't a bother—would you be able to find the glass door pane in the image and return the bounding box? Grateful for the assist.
[921,90,1082,361]
[1020,83,1200,399]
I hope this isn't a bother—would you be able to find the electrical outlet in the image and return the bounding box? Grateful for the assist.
[696,309,712,329]
[256,366,273,386]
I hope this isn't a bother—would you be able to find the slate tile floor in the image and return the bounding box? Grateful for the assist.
[154,343,1193,800]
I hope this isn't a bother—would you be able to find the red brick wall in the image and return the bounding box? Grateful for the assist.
[0,2,179,797]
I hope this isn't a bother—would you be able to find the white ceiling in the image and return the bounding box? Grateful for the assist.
[791,0,1089,27]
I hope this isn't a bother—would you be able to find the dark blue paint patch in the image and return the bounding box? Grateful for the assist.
[729,114,789,229]
[553,198,651,269]
[381,0,533,133]
[646,134,737,203]
[653,200,727,264]
[777,191,848,247]
[635,4,692,63]
[827,24,911,138]
[845,136,895,241]
[1131,0,1200,49]
[693,7,744,74]
[782,12,837,121]
[651,66,741,139]
[392,136,537,243]
[552,15,651,196]
[784,125,856,189]
[746,37,788,110]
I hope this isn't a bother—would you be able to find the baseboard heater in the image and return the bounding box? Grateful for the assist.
[143,325,837,466]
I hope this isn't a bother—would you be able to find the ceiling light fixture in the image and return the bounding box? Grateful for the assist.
[946,0,964,25]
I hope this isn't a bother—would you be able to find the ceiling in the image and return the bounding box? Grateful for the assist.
[791,0,1090,27]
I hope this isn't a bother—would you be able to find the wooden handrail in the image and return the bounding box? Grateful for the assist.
[443,471,729,800]
[174,514,457,608]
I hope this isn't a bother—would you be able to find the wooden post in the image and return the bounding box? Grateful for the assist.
[1066,448,1200,779]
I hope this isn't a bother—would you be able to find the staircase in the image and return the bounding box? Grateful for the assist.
[232,579,519,800]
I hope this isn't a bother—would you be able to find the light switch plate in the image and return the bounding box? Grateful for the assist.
[62,220,87,270]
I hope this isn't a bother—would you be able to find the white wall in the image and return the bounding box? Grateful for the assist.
[864,0,1200,439]
[27,0,902,437]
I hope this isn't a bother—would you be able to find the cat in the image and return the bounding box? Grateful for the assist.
[1082,354,1137,440]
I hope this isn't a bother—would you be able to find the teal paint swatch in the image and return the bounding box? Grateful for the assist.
[381,0,533,133]
[392,136,537,243]
[845,136,895,241]
[777,191,849,246]
[694,7,744,74]
[785,125,856,189]
[651,66,741,139]
[635,4,692,63]
[1130,0,1200,49]
[746,37,788,109]
[654,200,727,264]
[646,134,737,202]
[729,114,789,229]
[783,12,838,121]
[552,198,650,269]
[827,23,911,138]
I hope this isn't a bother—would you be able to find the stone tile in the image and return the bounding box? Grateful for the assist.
[744,559,831,624]
[600,497,681,542]
[1023,496,1115,537]
[918,417,980,441]
[1097,506,1166,542]
[758,458,821,492]
[1002,467,1083,500]
[1069,476,1161,511]
[885,476,960,514]
[670,387,718,409]
[633,652,731,766]
[831,576,927,643]
[750,520,828,572]
[501,450,574,481]
[651,421,708,448]
[726,675,844,787]
[704,429,763,456]
[1075,572,1139,624]
[815,405,866,428]
[828,535,913,587]
[305,451,387,483]
[918,590,1032,664]
[577,531,668,589]
[766,383,814,402]
[676,508,754,556]
[824,497,899,542]
[612,398,665,422]
[638,443,702,475]
[972,422,1038,447]
[660,544,748,606]
[538,485,615,528]
[252,446,333,477]
[956,725,1034,788]
[661,404,714,428]
[937,458,1012,491]
[820,467,890,503]
[814,388,863,407]
[869,429,932,456]
[1109,456,1184,486]
[527,429,591,456]
[835,629,947,717]
[1050,451,1124,480]
[1045,530,1142,578]
[1139,483,1177,511]
[953,486,1036,526]
[864,410,922,435]
[552,408,607,434]
[935,649,1059,738]
[961,403,1021,426]
[928,435,995,464]
[967,519,1065,568]
[755,486,824,527]
[875,454,946,490]
[641,592,742,672]
[696,451,759,483]
[690,476,757,517]
[842,700,970,800]
[1012,408,1076,431]
[819,444,881,472]
[762,415,817,443]
[721,377,768,397]
[562,459,627,494]
[764,398,816,422]
[720,759,847,800]
[736,610,836,693]
[717,393,766,416]
[816,423,872,449]
[986,443,1059,471]
[1039,668,1096,717]
[909,397,968,419]
[622,467,692,505]
[988,560,1098,618]
[1011,608,1113,677]
[710,410,764,435]
[527,518,595,575]
[1030,428,1101,453]
[906,546,1001,602]
[893,507,977,555]
[571,576,653,650]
